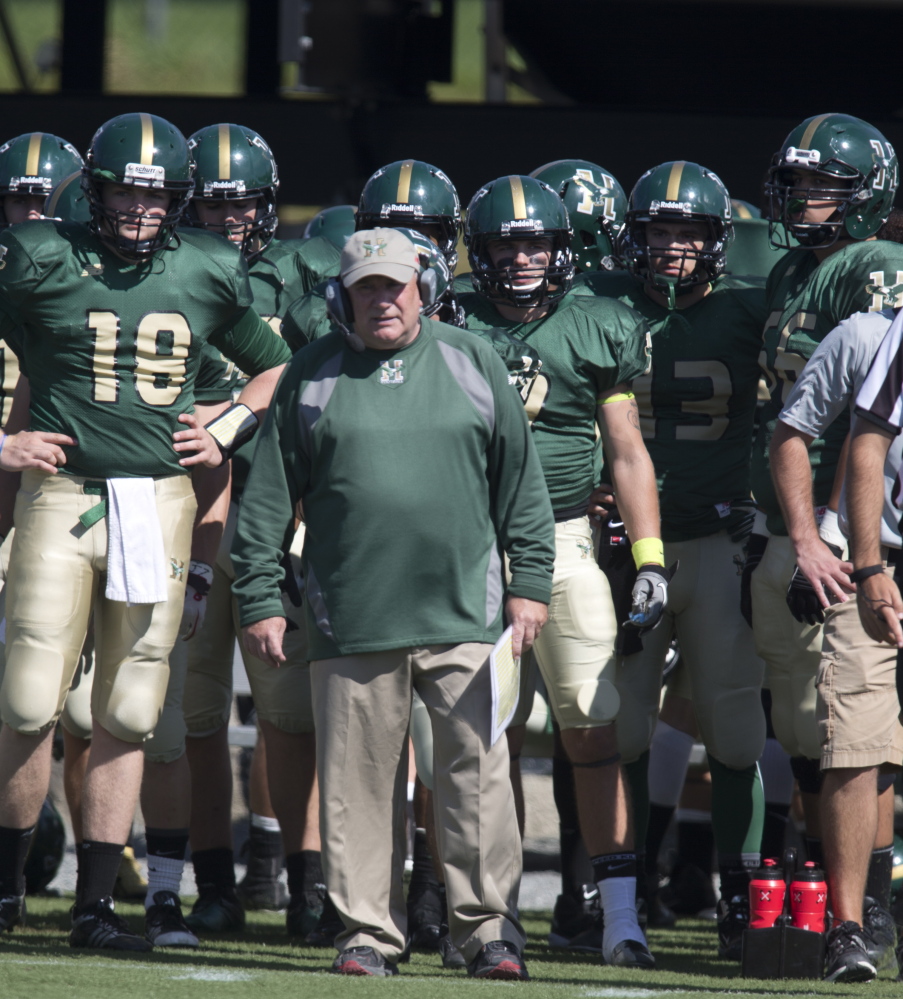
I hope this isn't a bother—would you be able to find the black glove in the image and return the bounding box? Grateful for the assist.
[740,533,768,628]
[624,563,675,636]
[786,541,843,625]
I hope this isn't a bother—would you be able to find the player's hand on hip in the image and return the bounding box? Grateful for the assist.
[0,430,76,473]
[587,481,616,524]
[243,616,287,668]
[173,412,224,468]
[856,572,903,648]
[786,539,853,624]
[505,596,548,658]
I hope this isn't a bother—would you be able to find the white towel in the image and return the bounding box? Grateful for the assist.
[105,477,168,605]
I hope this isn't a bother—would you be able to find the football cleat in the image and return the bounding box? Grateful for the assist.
[332,945,398,977]
[0,894,25,933]
[467,940,530,980]
[548,885,600,948]
[70,896,152,951]
[185,885,246,933]
[717,894,749,960]
[824,921,877,983]
[303,892,344,947]
[285,885,325,939]
[862,895,898,977]
[607,938,656,968]
[145,891,199,948]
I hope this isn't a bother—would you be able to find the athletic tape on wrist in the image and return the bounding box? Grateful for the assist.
[631,537,664,569]
[204,403,259,462]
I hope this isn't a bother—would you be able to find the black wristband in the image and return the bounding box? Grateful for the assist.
[850,564,885,584]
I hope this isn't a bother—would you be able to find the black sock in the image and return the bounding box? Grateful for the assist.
[761,803,790,862]
[591,852,637,882]
[679,820,715,874]
[76,840,124,909]
[191,847,236,892]
[247,823,283,860]
[286,850,324,898]
[866,844,894,910]
[145,827,189,861]
[804,836,824,867]
[409,829,439,893]
[646,803,675,876]
[0,824,36,897]
[553,751,588,896]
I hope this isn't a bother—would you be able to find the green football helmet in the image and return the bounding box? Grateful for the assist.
[0,132,83,225]
[357,159,461,268]
[304,204,357,249]
[529,159,626,271]
[464,175,574,307]
[394,226,456,321]
[620,160,733,304]
[765,113,898,248]
[186,123,279,260]
[731,199,762,220]
[44,170,91,223]
[82,112,195,260]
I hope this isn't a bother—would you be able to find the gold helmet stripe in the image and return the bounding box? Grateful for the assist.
[665,161,686,203]
[733,201,752,219]
[218,124,231,180]
[139,113,154,165]
[25,133,43,177]
[509,175,527,219]
[46,171,77,215]
[801,113,831,152]
[396,159,414,203]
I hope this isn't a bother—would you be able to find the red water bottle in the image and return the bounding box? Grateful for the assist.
[748,859,786,928]
[790,861,828,933]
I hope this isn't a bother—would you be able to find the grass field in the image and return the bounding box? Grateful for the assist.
[1,899,899,999]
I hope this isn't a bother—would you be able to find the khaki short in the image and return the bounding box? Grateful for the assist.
[617,531,765,768]
[0,470,194,742]
[180,502,313,741]
[531,516,619,730]
[817,562,903,770]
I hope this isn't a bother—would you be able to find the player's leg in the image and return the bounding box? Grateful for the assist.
[533,516,652,967]
[311,648,413,972]
[678,532,766,959]
[0,471,97,932]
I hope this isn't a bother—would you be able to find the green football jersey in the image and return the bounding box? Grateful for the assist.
[0,221,290,479]
[280,279,332,352]
[724,217,786,282]
[195,343,242,404]
[752,239,903,534]
[459,290,651,513]
[574,271,766,541]
[249,235,340,335]
[233,321,555,659]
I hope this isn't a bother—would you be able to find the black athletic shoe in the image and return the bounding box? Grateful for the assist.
[646,872,676,928]
[467,940,530,980]
[304,892,344,947]
[863,896,898,977]
[286,885,325,939]
[185,885,246,933]
[332,945,398,976]
[70,896,153,951]
[0,894,25,933]
[607,938,655,968]
[407,881,443,951]
[236,840,288,912]
[144,891,199,948]
[438,932,466,969]
[716,894,749,960]
[824,921,877,982]
[660,860,717,917]
[548,885,599,947]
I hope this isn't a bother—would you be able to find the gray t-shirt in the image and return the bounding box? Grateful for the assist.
[780,308,903,548]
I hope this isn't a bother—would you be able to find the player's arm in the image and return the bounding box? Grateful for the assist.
[847,419,903,647]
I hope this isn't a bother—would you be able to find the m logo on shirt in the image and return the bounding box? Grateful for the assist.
[379,360,405,386]
[867,270,903,311]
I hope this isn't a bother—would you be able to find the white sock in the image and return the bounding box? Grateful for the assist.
[597,876,646,962]
[249,812,281,833]
[648,721,695,807]
[759,738,794,805]
[145,854,184,909]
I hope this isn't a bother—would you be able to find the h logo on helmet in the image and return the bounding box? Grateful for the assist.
[363,238,387,257]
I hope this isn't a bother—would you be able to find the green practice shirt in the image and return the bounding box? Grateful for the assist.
[0,221,290,479]
[574,271,766,541]
[232,320,555,660]
[751,239,903,535]
[458,290,651,514]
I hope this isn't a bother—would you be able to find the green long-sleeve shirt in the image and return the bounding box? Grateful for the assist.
[232,319,556,660]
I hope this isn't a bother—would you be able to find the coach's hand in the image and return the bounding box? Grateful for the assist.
[786,539,853,625]
[173,412,223,468]
[856,571,903,648]
[506,596,548,659]
[0,430,76,473]
[243,616,287,668]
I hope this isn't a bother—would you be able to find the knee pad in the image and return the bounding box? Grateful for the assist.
[704,687,767,770]
[790,755,823,795]
[142,704,187,764]
[0,648,65,735]
[183,665,233,737]
[571,677,620,728]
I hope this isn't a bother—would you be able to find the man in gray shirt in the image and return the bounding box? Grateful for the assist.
[771,309,903,982]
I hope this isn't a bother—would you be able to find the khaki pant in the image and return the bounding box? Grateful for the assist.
[751,534,824,760]
[532,516,619,730]
[311,643,524,964]
[0,470,194,741]
[818,564,903,770]
[617,532,766,768]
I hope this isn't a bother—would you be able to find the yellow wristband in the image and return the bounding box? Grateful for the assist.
[632,537,664,569]
[597,391,635,405]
